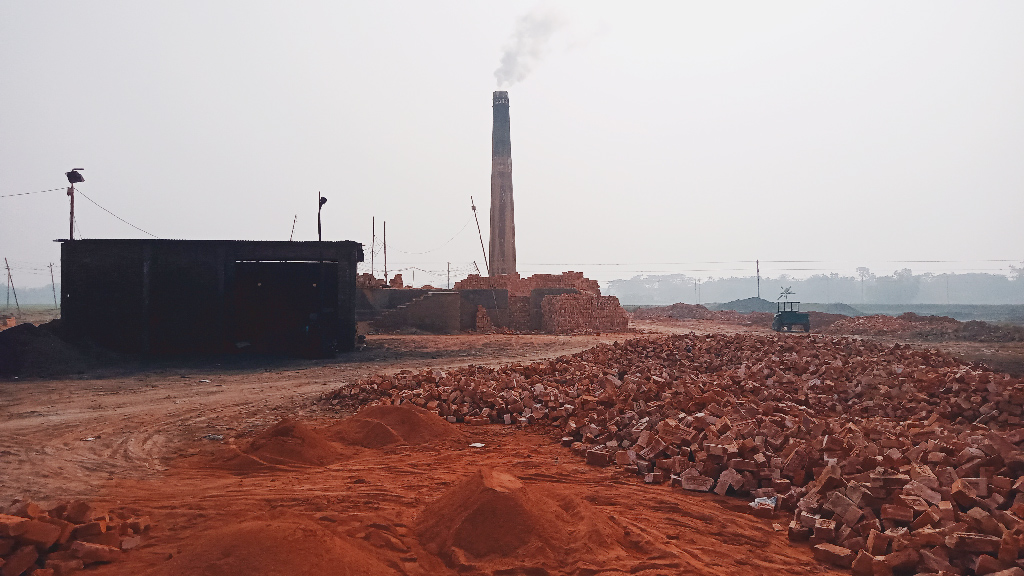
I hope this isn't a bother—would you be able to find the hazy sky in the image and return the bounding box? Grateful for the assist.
[3,2,1022,289]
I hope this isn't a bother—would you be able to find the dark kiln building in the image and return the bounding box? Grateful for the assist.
[59,239,363,357]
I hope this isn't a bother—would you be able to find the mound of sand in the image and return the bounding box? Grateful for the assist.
[150,519,393,576]
[329,403,461,448]
[416,468,629,570]
[243,419,342,466]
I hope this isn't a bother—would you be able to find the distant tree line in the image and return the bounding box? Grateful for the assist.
[608,266,1024,306]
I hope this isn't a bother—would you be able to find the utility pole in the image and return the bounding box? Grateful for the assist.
[49,263,58,310]
[371,217,375,277]
[5,258,20,314]
[756,259,761,299]
[447,262,451,289]
[317,192,327,242]
[471,196,489,275]
[65,169,84,240]
[383,221,388,282]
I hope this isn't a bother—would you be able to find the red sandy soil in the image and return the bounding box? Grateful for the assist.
[3,324,1015,575]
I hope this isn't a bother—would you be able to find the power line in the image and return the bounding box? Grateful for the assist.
[386,216,473,255]
[77,191,159,238]
[0,187,65,199]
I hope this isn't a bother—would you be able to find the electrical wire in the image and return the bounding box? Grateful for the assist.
[381,217,474,255]
[0,187,65,199]
[77,191,159,238]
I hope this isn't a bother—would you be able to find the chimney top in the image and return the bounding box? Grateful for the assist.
[493,91,509,105]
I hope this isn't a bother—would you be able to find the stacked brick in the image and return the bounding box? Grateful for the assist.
[0,500,150,576]
[454,271,602,298]
[475,305,494,332]
[508,297,531,331]
[325,332,1024,575]
[356,273,388,289]
[541,294,629,334]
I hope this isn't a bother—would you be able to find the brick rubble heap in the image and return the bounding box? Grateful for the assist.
[454,271,601,297]
[0,500,150,576]
[325,332,1024,576]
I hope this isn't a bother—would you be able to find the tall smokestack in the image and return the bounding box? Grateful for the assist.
[489,90,516,276]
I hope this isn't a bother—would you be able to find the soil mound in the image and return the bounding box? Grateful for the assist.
[243,419,341,466]
[0,321,90,377]
[329,403,461,448]
[712,297,776,314]
[807,311,849,331]
[416,468,629,569]
[149,519,392,576]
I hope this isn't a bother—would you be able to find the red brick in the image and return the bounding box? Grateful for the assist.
[62,502,103,525]
[813,518,837,542]
[879,504,914,524]
[585,449,611,466]
[946,532,1001,553]
[918,548,954,573]
[812,543,854,568]
[952,478,979,507]
[850,550,874,575]
[45,558,84,576]
[14,519,61,549]
[70,541,121,564]
[865,529,891,555]
[678,474,714,492]
[1,545,39,576]
[882,547,919,571]
[975,554,1006,575]
[0,515,28,538]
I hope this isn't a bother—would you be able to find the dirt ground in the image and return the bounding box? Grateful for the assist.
[3,320,1021,575]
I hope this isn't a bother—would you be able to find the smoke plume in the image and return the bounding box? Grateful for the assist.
[494,8,565,88]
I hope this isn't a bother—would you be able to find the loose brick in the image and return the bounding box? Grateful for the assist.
[2,545,39,576]
[45,558,84,576]
[946,531,1001,553]
[15,519,61,550]
[850,550,875,575]
[865,529,891,556]
[70,541,121,564]
[0,515,28,538]
[812,543,854,568]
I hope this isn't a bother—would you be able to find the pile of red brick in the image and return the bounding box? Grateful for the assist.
[0,500,150,576]
[631,304,773,326]
[454,271,601,298]
[825,315,927,336]
[356,273,388,289]
[541,294,629,334]
[325,332,1024,575]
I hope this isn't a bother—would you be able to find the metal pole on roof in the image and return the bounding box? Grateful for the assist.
[49,263,58,310]
[5,258,20,314]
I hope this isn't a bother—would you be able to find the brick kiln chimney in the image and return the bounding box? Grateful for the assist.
[489,90,516,276]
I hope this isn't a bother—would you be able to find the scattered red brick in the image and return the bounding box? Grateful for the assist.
[0,500,151,575]
[325,330,1024,576]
